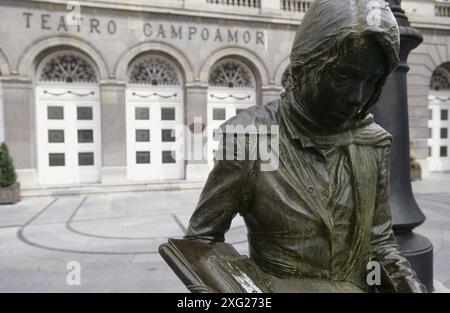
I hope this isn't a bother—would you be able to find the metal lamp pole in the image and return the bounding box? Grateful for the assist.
[372,0,434,292]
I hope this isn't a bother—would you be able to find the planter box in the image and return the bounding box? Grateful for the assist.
[0,183,20,204]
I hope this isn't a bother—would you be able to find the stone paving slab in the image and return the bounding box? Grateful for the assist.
[0,174,449,292]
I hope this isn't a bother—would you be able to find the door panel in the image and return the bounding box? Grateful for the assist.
[126,87,184,181]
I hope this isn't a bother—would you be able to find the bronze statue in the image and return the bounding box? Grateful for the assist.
[160,0,427,293]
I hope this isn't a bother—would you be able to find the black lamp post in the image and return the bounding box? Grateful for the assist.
[372,0,434,292]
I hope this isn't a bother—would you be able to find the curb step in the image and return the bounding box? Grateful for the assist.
[21,181,206,198]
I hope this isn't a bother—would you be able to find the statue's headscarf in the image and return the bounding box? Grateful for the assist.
[285,0,400,126]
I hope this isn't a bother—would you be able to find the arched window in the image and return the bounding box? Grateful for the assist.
[38,52,98,83]
[128,56,181,86]
[209,59,255,88]
[430,66,450,91]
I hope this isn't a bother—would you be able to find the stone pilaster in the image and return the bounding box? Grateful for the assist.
[100,82,127,183]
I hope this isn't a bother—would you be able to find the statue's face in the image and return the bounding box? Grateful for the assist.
[298,36,387,132]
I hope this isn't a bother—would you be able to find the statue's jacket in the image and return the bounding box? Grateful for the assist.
[185,96,426,293]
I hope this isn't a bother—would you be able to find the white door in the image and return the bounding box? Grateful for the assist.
[207,88,256,167]
[36,84,102,185]
[126,86,184,181]
[428,93,450,171]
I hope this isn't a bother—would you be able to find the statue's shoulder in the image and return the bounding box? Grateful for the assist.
[219,100,280,134]
[353,116,393,147]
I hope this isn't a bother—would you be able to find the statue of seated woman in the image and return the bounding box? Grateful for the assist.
[161,0,427,293]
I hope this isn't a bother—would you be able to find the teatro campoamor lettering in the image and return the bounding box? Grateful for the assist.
[22,12,265,45]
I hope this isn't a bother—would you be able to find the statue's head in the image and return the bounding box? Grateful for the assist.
[287,0,400,132]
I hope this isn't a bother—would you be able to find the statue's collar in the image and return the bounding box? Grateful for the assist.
[280,91,390,148]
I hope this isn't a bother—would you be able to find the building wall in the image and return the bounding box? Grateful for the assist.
[0,0,449,185]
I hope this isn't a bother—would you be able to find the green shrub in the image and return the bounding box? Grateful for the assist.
[0,143,17,188]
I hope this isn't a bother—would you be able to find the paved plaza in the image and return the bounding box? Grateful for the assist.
[0,173,449,293]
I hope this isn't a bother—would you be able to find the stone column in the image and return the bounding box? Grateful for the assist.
[261,0,282,13]
[185,83,209,182]
[100,82,127,183]
[2,79,37,186]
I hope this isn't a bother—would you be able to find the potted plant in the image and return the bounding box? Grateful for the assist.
[410,154,422,182]
[0,143,20,204]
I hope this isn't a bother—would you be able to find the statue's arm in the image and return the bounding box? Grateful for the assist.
[370,145,428,293]
[184,134,247,242]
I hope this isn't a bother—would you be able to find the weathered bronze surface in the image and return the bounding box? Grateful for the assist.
[162,0,428,293]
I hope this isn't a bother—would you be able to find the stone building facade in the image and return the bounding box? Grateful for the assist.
[0,0,449,187]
